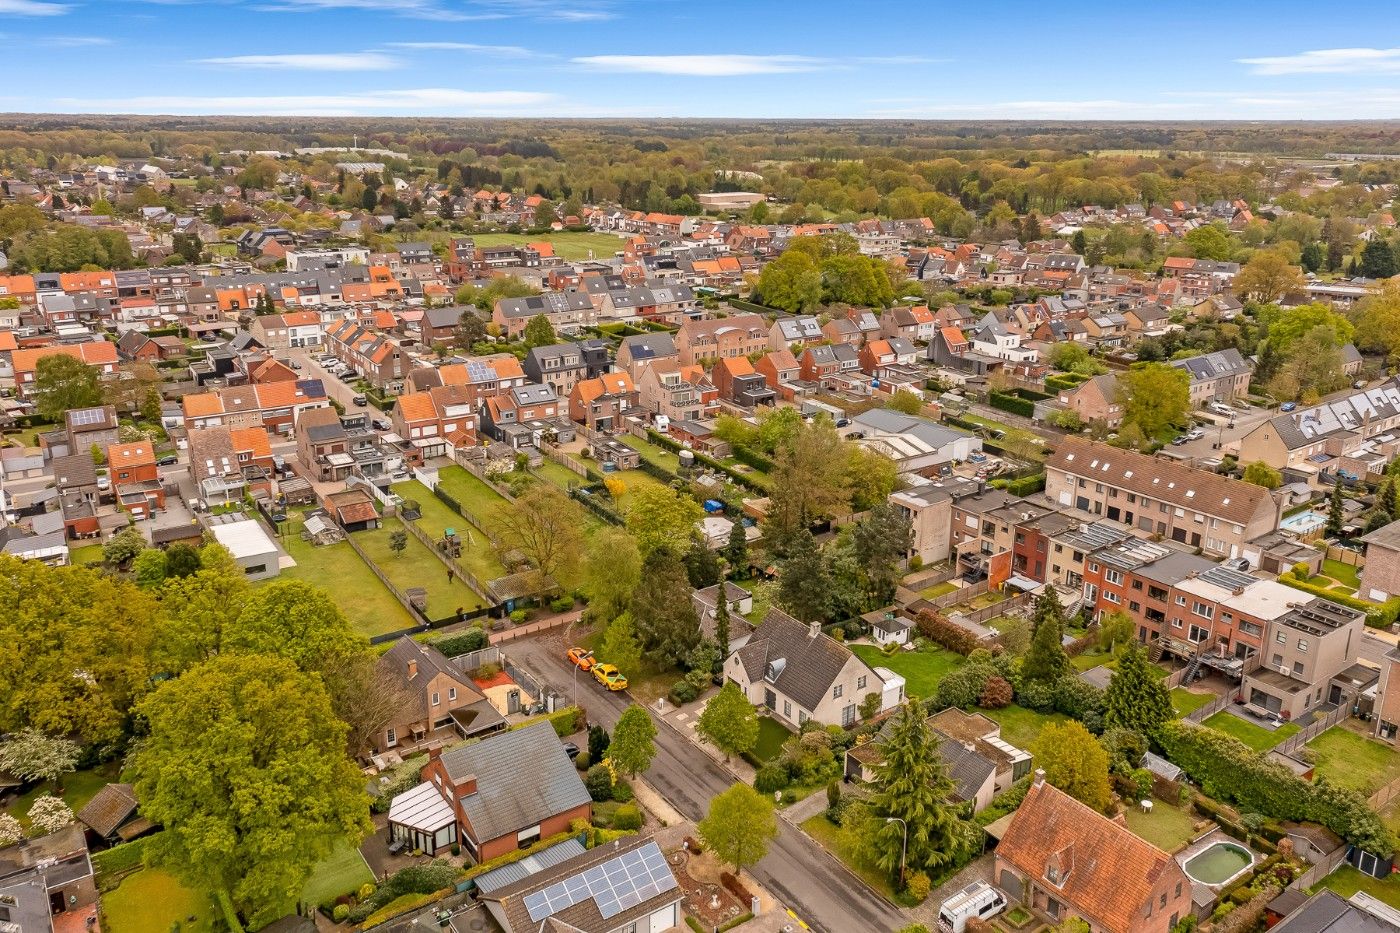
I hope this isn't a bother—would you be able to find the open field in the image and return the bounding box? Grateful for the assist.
[469,231,626,261]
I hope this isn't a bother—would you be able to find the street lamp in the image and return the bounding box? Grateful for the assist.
[886,817,908,888]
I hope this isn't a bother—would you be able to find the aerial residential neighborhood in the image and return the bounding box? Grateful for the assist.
[9,5,1400,933]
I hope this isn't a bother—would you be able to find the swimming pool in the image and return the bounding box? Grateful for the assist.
[1280,510,1326,534]
[1182,842,1254,886]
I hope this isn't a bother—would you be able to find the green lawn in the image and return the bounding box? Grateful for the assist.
[919,581,959,600]
[619,435,681,472]
[301,837,375,906]
[1323,559,1362,590]
[610,467,677,502]
[353,518,486,616]
[851,644,966,699]
[753,717,793,762]
[103,867,215,933]
[393,480,507,584]
[533,459,588,492]
[434,465,510,527]
[800,814,904,905]
[278,519,416,638]
[1121,798,1199,852]
[984,704,1071,751]
[1307,727,1400,796]
[468,231,626,262]
[1,761,120,830]
[68,543,105,566]
[1311,866,1400,909]
[1172,688,1216,718]
[4,418,58,448]
[1203,711,1300,752]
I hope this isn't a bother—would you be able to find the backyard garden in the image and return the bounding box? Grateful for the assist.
[275,510,416,638]
[1202,710,1300,753]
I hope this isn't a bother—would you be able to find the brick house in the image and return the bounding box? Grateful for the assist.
[373,638,505,758]
[296,407,350,481]
[1056,374,1123,428]
[995,774,1193,932]
[1169,349,1252,405]
[13,341,120,398]
[675,313,768,365]
[568,371,640,433]
[107,441,164,519]
[1360,521,1400,602]
[389,722,591,860]
[391,385,478,453]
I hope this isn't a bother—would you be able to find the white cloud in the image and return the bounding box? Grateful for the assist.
[250,0,614,20]
[1238,47,1400,75]
[572,54,826,76]
[0,0,70,15]
[386,41,537,56]
[43,35,111,46]
[251,0,484,20]
[864,90,1400,120]
[195,51,400,70]
[51,87,558,116]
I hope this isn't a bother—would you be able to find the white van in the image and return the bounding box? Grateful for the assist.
[938,881,1006,932]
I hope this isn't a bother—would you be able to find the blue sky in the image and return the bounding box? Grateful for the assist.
[5,0,1400,118]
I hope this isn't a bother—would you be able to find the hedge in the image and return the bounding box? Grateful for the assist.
[362,890,448,929]
[730,445,775,473]
[91,835,155,879]
[1157,719,1392,852]
[989,391,1036,419]
[216,891,245,933]
[510,705,586,737]
[1045,372,1091,393]
[460,827,587,884]
[990,473,1046,496]
[647,429,769,493]
[726,298,774,315]
[432,627,488,657]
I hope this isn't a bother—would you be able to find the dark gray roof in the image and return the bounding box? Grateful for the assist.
[733,608,871,712]
[1271,889,1400,932]
[472,837,588,894]
[618,332,677,361]
[1169,348,1251,384]
[439,722,590,843]
[51,453,97,489]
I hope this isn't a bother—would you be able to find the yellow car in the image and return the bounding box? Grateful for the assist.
[591,663,629,691]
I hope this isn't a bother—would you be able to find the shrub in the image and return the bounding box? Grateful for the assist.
[988,391,1035,418]
[509,608,528,623]
[905,871,932,902]
[914,609,977,655]
[668,680,699,705]
[551,596,574,613]
[612,780,634,803]
[979,675,1013,709]
[754,764,790,794]
[432,627,487,657]
[332,904,349,923]
[1053,675,1105,722]
[1015,678,1057,711]
[585,764,614,801]
[613,803,642,831]
[936,663,995,710]
[781,789,797,805]
[574,751,590,770]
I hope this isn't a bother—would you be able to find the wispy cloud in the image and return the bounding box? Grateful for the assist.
[1238,47,1400,75]
[573,54,826,76]
[250,0,615,21]
[0,0,71,15]
[251,0,483,20]
[386,41,538,57]
[43,35,111,46]
[51,87,559,116]
[855,56,946,65]
[194,51,400,70]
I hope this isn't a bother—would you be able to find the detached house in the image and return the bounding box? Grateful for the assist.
[995,774,1192,933]
[388,722,591,860]
[725,608,905,729]
[107,441,164,519]
[373,638,505,758]
[1056,374,1123,428]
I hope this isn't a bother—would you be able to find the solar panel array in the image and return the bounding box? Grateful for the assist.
[522,841,676,924]
[69,407,107,426]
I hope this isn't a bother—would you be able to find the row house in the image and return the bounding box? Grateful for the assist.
[1238,380,1400,475]
[181,379,330,433]
[754,348,809,402]
[1044,439,1281,559]
[522,340,610,398]
[615,332,679,381]
[296,407,351,481]
[323,320,411,390]
[970,314,1038,363]
[568,371,640,433]
[1169,348,1253,405]
[675,313,768,366]
[712,355,776,408]
[1056,374,1124,428]
[248,310,324,351]
[391,385,478,457]
[492,291,596,338]
[11,340,120,397]
[768,314,823,351]
[881,304,937,344]
[424,354,528,407]
[636,360,717,423]
[481,383,575,449]
[107,440,165,520]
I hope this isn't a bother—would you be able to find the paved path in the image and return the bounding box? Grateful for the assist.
[506,628,912,933]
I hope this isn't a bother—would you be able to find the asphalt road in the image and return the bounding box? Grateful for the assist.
[505,631,910,933]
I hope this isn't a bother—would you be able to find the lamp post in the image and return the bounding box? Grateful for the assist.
[886,817,908,889]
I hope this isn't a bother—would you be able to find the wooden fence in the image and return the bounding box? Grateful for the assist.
[490,610,582,644]
[959,591,1033,625]
[447,645,501,670]
[924,578,992,609]
[1325,545,1365,568]
[341,527,426,625]
[542,445,591,479]
[1369,772,1400,810]
[1291,844,1350,892]
[1184,693,1232,724]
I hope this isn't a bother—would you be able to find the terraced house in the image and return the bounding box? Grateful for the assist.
[1238,379,1400,478]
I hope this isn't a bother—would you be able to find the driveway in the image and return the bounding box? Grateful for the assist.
[505,629,912,933]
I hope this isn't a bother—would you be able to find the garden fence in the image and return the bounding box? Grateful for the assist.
[1369,772,1400,810]
[398,513,496,607]
[1273,705,1350,757]
[1183,693,1232,724]
[958,591,1033,625]
[341,527,428,624]
[448,645,501,671]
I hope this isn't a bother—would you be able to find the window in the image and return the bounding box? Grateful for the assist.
[386,728,397,747]
[833,684,844,699]
[1175,883,1182,898]
[798,710,808,725]
[1276,632,1287,644]
[448,687,456,702]
[1298,638,1309,652]
[1129,601,1141,612]
[1272,654,1283,667]
[783,700,791,718]
[1104,591,1120,604]
[1175,594,1187,606]
[1192,602,1214,619]
[516,825,541,848]
[1240,621,1262,637]
[857,675,867,690]
[1293,661,1305,676]
[1105,568,1123,585]
[1132,580,1143,590]
[431,691,440,706]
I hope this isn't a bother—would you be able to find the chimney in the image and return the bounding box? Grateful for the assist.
[406,659,418,678]
[454,773,478,797]
[809,621,820,639]
[427,744,442,762]
[1033,768,1045,787]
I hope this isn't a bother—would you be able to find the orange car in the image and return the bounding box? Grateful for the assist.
[567,647,595,671]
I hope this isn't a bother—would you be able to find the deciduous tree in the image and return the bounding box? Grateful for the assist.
[1118,362,1190,442]
[608,705,657,778]
[696,682,759,762]
[599,610,643,674]
[1243,461,1282,490]
[0,729,80,786]
[224,580,366,675]
[497,483,586,592]
[131,654,371,926]
[581,526,641,623]
[698,783,778,873]
[625,485,702,558]
[1032,721,1113,812]
[33,353,102,422]
[27,795,74,834]
[522,313,557,349]
[1234,249,1306,304]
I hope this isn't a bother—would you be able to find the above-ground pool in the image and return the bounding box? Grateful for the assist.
[1182,842,1254,886]
[1280,510,1326,534]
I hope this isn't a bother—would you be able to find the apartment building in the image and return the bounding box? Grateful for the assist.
[1044,439,1281,559]
[675,313,768,365]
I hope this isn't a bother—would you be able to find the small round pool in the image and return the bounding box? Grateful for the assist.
[1182,842,1253,886]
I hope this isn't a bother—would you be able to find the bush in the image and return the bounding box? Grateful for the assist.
[914,609,977,655]
[905,871,931,902]
[509,608,529,624]
[511,705,586,738]
[668,680,699,705]
[612,780,634,803]
[433,627,487,657]
[1015,678,1057,711]
[551,596,574,613]
[754,764,790,794]
[574,751,590,770]
[1053,675,1105,722]
[613,803,642,831]
[988,391,1035,418]
[332,904,349,923]
[979,675,1013,709]
[585,764,614,801]
[936,663,995,710]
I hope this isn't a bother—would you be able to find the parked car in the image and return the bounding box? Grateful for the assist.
[287,360,301,370]
[372,418,392,431]
[1355,380,1367,390]
[1281,401,1298,412]
[1208,402,1235,417]
[566,647,595,671]
[351,394,368,407]
[968,452,988,463]
[938,882,1006,933]
[156,454,178,466]
[591,663,628,691]
[562,742,580,760]
[1171,435,1189,446]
